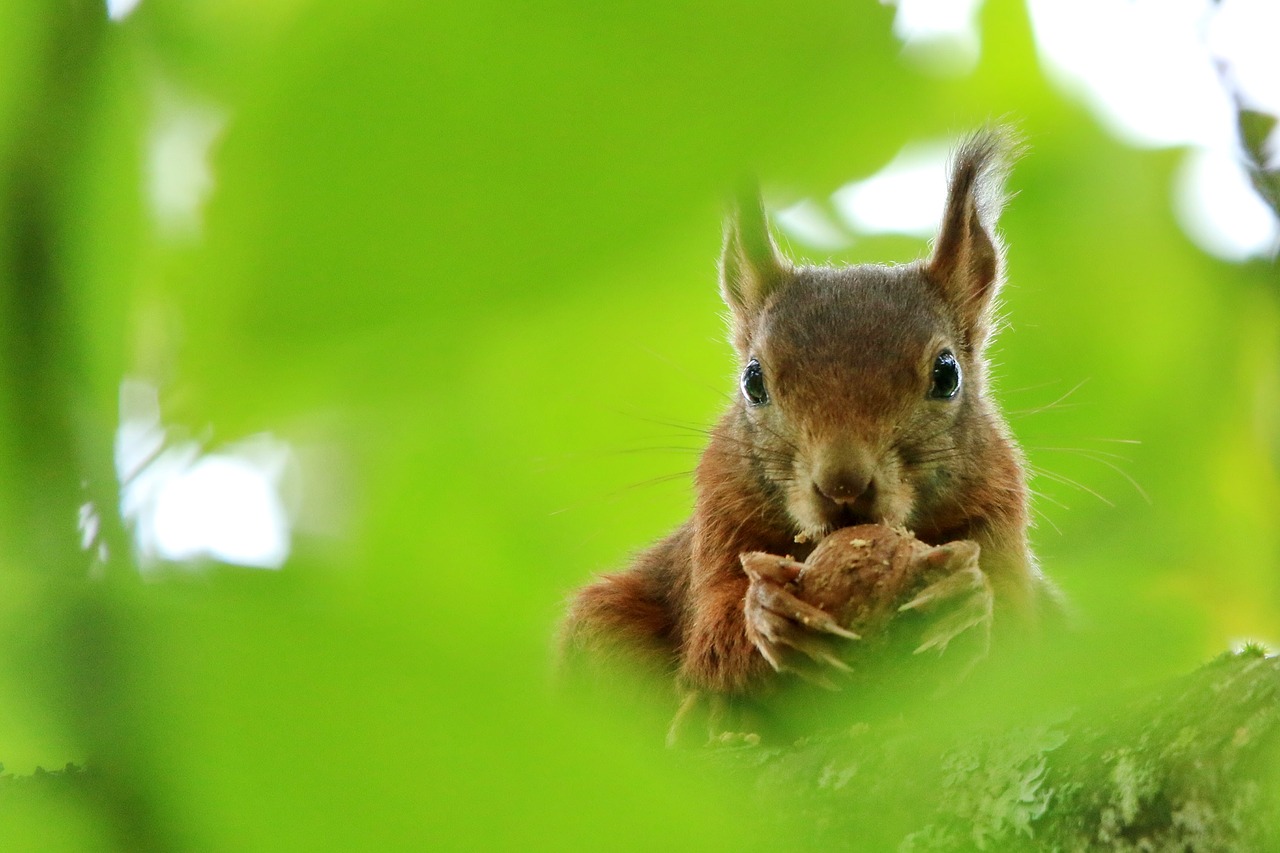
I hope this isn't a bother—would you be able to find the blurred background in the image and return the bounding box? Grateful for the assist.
[0,0,1277,847]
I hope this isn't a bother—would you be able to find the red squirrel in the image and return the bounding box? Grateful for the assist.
[562,129,1058,699]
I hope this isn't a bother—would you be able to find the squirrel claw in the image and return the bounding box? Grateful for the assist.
[746,568,861,641]
[750,632,841,690]
[819,622,861,642]
[900,564,993,658]
[744,553,859,684]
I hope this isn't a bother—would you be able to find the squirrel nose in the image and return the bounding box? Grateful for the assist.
[812,465,875,506]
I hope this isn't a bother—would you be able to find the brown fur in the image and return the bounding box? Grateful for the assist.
[562,128,1056,697]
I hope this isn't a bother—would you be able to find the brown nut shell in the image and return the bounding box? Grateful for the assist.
[791,524,980,637]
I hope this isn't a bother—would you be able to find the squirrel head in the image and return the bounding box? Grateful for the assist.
[718,129,1019,542]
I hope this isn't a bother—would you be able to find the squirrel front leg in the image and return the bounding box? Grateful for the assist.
[680,552,858,695]
[969,521,1045,630]
[906,517,1062,652]
[679,569,767,695]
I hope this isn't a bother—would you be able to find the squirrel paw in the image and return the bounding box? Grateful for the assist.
[741,552,859,690]
[898,545,993,660]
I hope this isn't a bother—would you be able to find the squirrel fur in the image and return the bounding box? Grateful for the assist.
[561,129,1057,698]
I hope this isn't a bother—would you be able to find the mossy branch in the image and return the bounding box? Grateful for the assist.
[705,650,1280,850]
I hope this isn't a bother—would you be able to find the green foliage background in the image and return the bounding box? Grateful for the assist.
[0,0,1276,848]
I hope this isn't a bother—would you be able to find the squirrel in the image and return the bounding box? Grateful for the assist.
[561,128,1059,703]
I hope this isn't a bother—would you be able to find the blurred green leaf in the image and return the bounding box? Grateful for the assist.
[1,0,1279,848]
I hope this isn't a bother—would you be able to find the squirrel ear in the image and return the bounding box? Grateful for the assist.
[720,185,789,318]
[927,128,1020,347]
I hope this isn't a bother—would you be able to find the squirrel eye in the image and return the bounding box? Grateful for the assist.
[741,359,768,406]
[930,350,962,399]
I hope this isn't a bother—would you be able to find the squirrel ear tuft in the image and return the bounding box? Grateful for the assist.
[720,185,789,318]
[927,127,1022,347]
